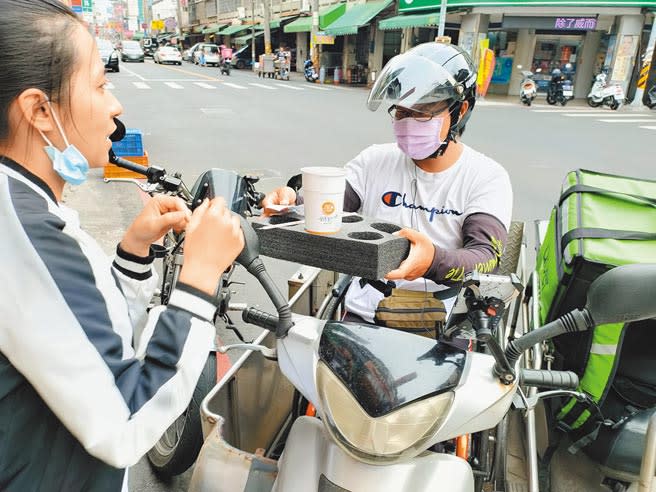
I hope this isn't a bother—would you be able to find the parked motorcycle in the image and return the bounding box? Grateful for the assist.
[646,84,656,109]
[220,58,231,76]
[519,69,538,106]
[304,59,319,83]
[587,70,624,110]
[547,68,574,106]
[106,118,264,476]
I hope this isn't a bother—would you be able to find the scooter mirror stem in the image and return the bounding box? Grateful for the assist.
[236,216,294,337]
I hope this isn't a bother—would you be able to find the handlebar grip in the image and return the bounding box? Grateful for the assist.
[242,307,278,332]
[109,153,149,176]
[519,369,579,390]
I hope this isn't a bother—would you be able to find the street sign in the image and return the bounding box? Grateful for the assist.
[82,0,93,12]
[314,31,335,45]
[72,5,83,13]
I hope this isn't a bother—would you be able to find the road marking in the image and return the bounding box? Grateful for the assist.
[120,65,147,81]
[223,82,247,90]
[200,107,235,115]
[105,82,115,90]
[165,82,184,89]
[150,63,222,81]
[304,84,331,91]
[134,82,151,89]
[563,113,655,117]
[194,82,216,89]
[531,108,599,113]
[598,119,656,123]
[275,84,304,91]
[639,126,656,130]
[249,83,276,90]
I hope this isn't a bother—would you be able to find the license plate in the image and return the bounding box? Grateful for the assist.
[563,90,573,97]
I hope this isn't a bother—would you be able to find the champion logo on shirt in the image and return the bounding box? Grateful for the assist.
[381,191,463,222]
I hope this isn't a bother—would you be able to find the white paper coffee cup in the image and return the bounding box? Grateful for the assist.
[301,166,345,234]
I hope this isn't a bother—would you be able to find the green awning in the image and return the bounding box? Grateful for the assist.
[192,25,206,33]
[218,24,250,36]
[233,30,265,44]
[379,12,439,29]
[254,16,297,30]
[202,23,227,34]
[398,0,656,11]
[284,3,347,33]
[131,32,145,40]
[324,0,393,36]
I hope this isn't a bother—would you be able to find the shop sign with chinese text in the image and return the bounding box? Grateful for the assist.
[554,17,597,30]
[314,32,335,45]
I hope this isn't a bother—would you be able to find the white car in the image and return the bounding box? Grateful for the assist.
[193,44,221,67]
[153,46,182,65]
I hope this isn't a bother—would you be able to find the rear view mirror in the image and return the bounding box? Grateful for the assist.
[586,264,656,325]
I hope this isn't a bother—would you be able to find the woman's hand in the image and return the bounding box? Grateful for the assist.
[121,195,191,257]
[261,186,296,216]
[384,228,435,281]
[178,198,245,296]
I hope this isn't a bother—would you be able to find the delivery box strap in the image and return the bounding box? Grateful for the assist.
[561,227,656,252]
[559,184,656,209]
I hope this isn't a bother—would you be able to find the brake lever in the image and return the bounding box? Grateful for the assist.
[103,177,159,193]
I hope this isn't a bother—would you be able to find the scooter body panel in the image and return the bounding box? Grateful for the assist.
[272,416,475,492]
[433,351,516,441]
[277,316,326,413]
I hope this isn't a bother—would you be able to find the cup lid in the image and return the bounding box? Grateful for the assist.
[300,166,345,177]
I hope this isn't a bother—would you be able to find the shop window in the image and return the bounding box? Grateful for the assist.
[382,30,402,66]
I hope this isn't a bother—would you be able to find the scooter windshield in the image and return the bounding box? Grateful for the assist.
[319,322,466,418]
[367,53,464,113]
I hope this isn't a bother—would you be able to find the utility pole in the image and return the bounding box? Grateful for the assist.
[310,0,319,71]
[251,0,256,67]
[262,0,272,54]
[632,15,656,106]
[437,0,447,37]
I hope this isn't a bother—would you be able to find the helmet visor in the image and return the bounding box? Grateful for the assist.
[367,53,465,113]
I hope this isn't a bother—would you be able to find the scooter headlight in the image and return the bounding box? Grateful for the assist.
[316,361,454,464]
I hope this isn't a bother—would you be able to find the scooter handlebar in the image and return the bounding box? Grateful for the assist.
[519,369,579,390]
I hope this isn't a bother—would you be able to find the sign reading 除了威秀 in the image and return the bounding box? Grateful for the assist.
[554,17,597,30]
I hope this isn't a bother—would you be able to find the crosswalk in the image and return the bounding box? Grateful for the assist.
[528,106,656,131]
[106,79,339,93]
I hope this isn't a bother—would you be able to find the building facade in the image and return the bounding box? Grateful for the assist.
[175,0,656,99]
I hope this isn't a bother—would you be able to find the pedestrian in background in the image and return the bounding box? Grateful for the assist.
[0,1,244,490]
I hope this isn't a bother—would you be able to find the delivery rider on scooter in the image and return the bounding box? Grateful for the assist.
[262,42,513,338]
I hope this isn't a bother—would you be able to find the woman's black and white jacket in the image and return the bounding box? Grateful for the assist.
[0,159,216,491]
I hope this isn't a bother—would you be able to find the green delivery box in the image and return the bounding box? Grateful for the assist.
[536,169,656,376]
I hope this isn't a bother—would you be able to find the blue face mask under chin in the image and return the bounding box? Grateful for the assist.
[39,101,90,186]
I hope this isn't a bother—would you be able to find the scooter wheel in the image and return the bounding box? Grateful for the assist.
[610,99,620,110]
[560,99,568,106]
[546,95,556,105]
[526,99,532,107]
[587,97,601,108]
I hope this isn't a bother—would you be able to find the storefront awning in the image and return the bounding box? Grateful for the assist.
[218,24,250,36]
[379,12,440,29]
[192,25,206,34]
[398,0,656,12]
[202,23,228,34]
[234,30,265,44]
[324,0,393,36]
[284,3,347,33]
[131,32,145,40]
[253,16,297,30]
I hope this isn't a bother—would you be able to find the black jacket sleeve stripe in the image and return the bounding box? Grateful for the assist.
[8,177,192,414]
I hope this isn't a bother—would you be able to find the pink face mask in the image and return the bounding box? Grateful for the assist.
[392,117,445,160]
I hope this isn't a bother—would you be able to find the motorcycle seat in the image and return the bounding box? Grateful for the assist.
[583,406,656,478]
[582,320,656,477]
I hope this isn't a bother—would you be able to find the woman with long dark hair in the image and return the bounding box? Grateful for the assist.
[0,1,243,490]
